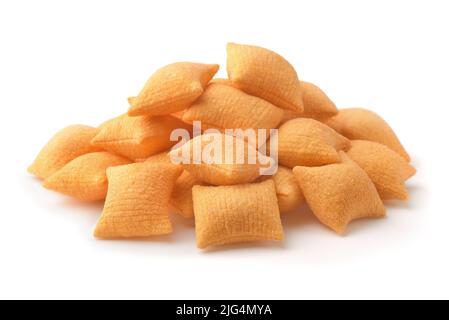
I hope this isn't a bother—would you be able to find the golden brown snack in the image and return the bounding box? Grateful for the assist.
[43,152,131,201]
[325,108,410,161]
[346,140,416,200]
[227,43,303,112]
[277,118,351,168]
[94,162,183,238]
[91,114,192,160]
[28,125,102,179]
[182,83,284,131]
[258,166,305,213]
[128,62,219,117]
[192,180,284,249]
[293,152,386,234]
[169,133,270,185]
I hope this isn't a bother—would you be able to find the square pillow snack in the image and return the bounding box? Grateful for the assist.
[192,180,284,249]
[346,140,416,200]
[91,114,192,160]
[227,43,304,113]
[169,132,270,186]
[281,81,338,124]
[258,166,305,214]
[29,43,416,250]
[94,163,183,239]
[325,108,411,162]
[43,152,131,201]
[278,118,351,168]
[28,125,102,179]
[142,152,203,219]
[128,62,219,117]
[182,83,284,131]
[293,152,386,234]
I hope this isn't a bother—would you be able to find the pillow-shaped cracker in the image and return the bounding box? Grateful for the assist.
[347,140,416,200]
[128,62,219,117]
[278,118,351,168]
[182,83,284,131]
[293,152,386,234]
[280,82,338,124]
[227,43,303,112]
[138,151,202,218]
[94,163,183,238]
[325,108,411,162]
[91,114,192,160]
[192,180,284,249]
[258,166,305,213]
[169,133,269,185]
[28,125,102,179]
[43,152,131,201]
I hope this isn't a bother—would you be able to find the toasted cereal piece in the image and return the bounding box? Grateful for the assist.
[94,163,183,238]
[169,132,269,186]
[192,180,284,249]
[325,108,410,162]
[28,125,102,179]
[138,151,201,218]
[91,114,192,160]
[293,152,386,234]
[43,152,131,201]
[128,62,219,117]
[277,118,351,168]
[182,83,284,131]
[258,166,305,213]
[209,78,233,86]
[226,43,303,112]
[346,140,416,200]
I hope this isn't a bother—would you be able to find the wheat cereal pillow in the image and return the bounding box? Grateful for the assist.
[182,83,284,131]
[128,62,219,117]
[43,152,131,201]
[280,81,338,123]
[293,152,386,234]
[227,43,303,113]
[258,166,305,213]
[94,162,183,238]
[192,180,284,249]
[325,108,411,162]
[91,114,192,160]
[277,118,351,168]
[141,152,203,219]
[346,140,416,200]
[28,125,102,179]
[169,133,270,185]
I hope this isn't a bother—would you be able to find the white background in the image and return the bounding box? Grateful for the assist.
[0,0,448,300]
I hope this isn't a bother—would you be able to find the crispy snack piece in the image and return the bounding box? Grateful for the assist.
[169,133,270,185]
[325,108,411,162]
[293,152,386,234]
[94,163,183,238]
[192,180,284,249]
[182,83,284,131]
[347,140,416,200]
[91,114,192,160]
[258,166,305,213]
[28,125,102,179]
[278,118,351,168]
[142,152,203,219]
[128,62,219,117]
[280,81,338,123]
[227,43,303,113]
[43,152,131,201]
